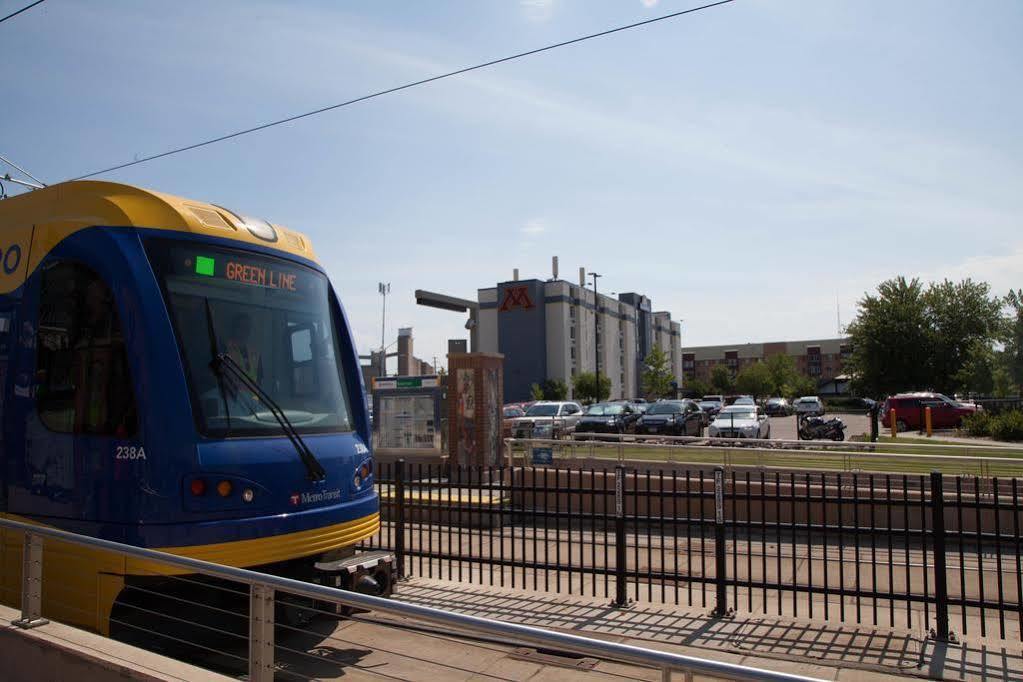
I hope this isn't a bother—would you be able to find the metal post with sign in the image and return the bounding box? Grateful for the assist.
[613,466,630,608]
[712,467,729,617]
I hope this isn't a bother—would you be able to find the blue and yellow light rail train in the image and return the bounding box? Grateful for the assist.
[0,181,383,633]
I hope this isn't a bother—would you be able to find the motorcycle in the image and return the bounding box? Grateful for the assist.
[798,415,846,441]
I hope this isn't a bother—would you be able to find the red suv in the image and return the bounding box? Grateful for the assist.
[881,392,978,432]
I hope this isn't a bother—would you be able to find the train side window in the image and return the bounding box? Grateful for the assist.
[35,261,138,436]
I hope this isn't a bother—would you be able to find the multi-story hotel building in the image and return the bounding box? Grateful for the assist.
[477,262,682,403]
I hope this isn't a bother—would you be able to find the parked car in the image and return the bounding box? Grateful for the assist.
[511,401,583,439]
[573,402,642,438]
[611,399,648,414]
[764,397,793,416]
[881,392,979,432]
[695,396,720,423]
[502,405,526,439]
[634,399,703,437]
[702,394,725,405]
[793,396,825,417]
[708,405,771,439]
[732,396,755,406]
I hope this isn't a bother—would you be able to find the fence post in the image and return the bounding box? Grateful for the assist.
[929,471,950,642]
[613,465,629,607]
[395,458,406,579]
[870,404,879,443]
[712,467,729,617]
[12,531,48,629]
[248,583,275,682]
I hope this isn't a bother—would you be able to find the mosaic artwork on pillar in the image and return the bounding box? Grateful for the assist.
[483,367,500,466]
[457,368,477,463]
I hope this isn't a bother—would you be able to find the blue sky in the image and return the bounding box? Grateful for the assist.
[4,0,1021,369]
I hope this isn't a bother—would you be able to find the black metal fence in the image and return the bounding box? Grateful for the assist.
[361,461,1023,642]
[975,398,1023,415]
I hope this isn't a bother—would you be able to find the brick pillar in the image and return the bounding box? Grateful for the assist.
[447,352,504,468]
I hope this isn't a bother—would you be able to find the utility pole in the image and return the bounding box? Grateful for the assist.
[378,282,390,359]
[590,272,602,402]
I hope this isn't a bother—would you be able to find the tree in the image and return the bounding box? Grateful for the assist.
[993,364,1015,398]
[641,346,675,400]
[531,379,568,401]
[764,353,799,397]
[847,277,934,398]
[710,365,735,394]
[685,376,711,398]
[572,372,610,403]
[924,279,1003,393]
[848,277,1004,397]
[952,340,995,396]
[1004,289,1023,394]
[735,362,773,399]
[789,374,818,399]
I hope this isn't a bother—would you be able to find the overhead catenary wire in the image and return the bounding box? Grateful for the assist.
[0,152,47,186]
[0,0,46,25]
[71,0,736,181]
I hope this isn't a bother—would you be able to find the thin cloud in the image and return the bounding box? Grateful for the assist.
[641,0,660,7]
[521,0,555,22]
[521,218,547,235]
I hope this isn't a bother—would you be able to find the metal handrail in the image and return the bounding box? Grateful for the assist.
[505,436,1023,475]
[0,516,823,682]
[520,432,1020,453]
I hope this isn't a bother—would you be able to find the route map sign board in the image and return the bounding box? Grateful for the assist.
[531,447,553,466]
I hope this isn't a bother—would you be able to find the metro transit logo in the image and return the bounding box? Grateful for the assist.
[499,285,534,312]
[289,490,342,506]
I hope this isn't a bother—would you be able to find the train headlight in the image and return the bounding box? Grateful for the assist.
[353,459,373,489]
[217,480,233,497]
[242,488,255,503]
[190,479,206,496]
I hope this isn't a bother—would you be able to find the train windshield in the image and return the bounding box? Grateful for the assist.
[147,241,353,437]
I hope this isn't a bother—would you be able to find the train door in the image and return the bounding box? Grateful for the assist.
[2,246,143,632]
[0,224,34,514]
[7,254,140,524]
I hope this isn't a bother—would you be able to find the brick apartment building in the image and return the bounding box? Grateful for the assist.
[682,338,851,387]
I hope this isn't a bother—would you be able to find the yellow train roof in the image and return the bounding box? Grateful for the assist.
[0,180,316,261]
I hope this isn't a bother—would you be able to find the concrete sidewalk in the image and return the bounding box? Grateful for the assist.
[396,577,1023,681]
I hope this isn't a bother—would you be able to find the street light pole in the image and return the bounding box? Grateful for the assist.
[378,282,390,360]
[590,272,602,402]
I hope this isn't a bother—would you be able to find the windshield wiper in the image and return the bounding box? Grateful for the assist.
[214,353,327,482]
[203,299,327,482]
[204,298,232,435]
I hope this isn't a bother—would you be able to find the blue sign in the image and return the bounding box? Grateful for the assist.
[531,447,553,466]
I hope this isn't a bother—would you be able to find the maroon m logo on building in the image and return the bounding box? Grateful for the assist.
[499,285,535,312]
